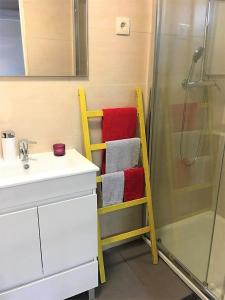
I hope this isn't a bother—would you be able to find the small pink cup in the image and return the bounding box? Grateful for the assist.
[53,143,65,156]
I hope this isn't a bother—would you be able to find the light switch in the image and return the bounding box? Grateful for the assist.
[116,17,130,35]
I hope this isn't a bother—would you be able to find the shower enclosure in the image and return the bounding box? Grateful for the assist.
[150,0,225,299]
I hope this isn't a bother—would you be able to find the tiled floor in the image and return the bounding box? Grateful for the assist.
[69,239,196,300]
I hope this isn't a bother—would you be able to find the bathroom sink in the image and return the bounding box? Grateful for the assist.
[0,149,98,211]
[0,149,98,189]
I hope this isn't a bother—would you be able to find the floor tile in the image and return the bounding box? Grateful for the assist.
[68,239,193,300]
[119,240,191,300]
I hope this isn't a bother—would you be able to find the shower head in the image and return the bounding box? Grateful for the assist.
[192,46,204,63]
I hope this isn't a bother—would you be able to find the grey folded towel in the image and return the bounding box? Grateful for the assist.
[101,172,124,207]
[105,138,140,173]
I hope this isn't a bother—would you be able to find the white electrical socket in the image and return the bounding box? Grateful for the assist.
[116,17,130,35]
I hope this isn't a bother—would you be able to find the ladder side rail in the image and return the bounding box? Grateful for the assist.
[78,88,106,283]
[136,88,158,264]
[78,88,93,161]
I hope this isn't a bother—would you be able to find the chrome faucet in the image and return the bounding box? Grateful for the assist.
[19,139,37,169]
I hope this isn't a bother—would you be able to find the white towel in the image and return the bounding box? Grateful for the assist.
[105,138,140,173]
[101,172,124,207]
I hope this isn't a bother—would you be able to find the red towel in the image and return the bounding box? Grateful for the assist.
[101,107,137,173]
[124,167,145,201]
[102,107,137,142]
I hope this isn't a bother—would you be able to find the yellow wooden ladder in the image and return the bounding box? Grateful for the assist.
[78,87,158,284]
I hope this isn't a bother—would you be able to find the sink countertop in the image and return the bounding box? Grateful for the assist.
[0,149,99,189]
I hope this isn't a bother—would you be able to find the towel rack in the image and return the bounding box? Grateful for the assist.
[78,87,158,284]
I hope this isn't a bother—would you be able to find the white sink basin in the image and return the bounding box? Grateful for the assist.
[0,149,98,189]
[0,149,99,213]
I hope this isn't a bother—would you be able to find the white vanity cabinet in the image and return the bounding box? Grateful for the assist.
[0,150,99,300]
[38,194,97,276]
[0,208,43,291]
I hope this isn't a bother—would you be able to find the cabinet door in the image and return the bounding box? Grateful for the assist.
[0,208,43,291]
[38,194,97,276]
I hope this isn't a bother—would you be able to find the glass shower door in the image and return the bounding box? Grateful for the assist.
[205,1,225,298]
[151,0,221,284]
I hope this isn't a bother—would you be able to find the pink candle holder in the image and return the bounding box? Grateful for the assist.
[53,143,65,156]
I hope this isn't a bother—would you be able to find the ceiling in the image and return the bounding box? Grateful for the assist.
[0,0,19,10]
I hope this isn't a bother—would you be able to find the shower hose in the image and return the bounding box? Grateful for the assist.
[179,61,206,167]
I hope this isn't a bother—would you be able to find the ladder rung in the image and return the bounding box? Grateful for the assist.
[98,197,147,215]
[90,143,106,151]
[102,226,150,246]
[86,110,140,118]
[87,110,103,117]
[97,176,102,183]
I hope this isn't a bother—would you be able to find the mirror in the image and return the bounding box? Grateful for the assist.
[0,0,88,77]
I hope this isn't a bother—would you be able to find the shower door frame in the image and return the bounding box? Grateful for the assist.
[148,0,219,299]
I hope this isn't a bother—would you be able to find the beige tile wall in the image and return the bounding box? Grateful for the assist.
[0,0,154,240]
[0,0,153,155]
